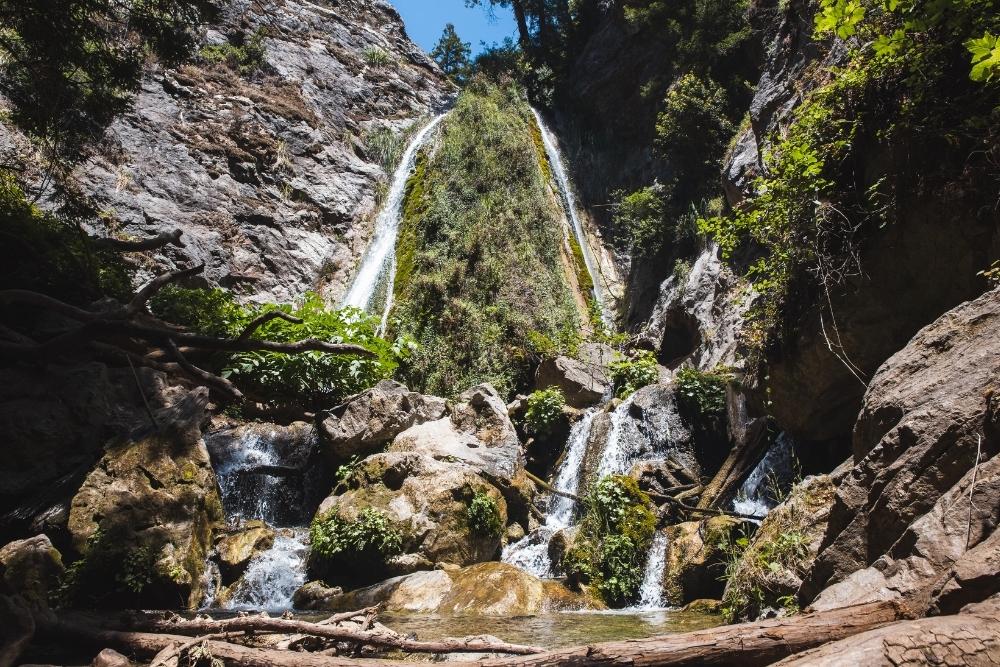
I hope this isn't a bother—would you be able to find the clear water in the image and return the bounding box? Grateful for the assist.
[531,108,613,326]
[342,114,446,331]
[636,532,669,610]
[225,529,309,611]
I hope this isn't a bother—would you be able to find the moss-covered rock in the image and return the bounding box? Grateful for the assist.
[721,475,835,622]
[65,388,223,609]
[0,534,64,615]
[295,562,601,615]
[662,517,740,606]
[213,521,275,585]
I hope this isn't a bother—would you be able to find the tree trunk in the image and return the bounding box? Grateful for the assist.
[698,417,770,510]
[511,0,532,54]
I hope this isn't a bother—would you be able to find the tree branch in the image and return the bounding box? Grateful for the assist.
[237,311,304,341]
[92,228,186,253]
[166,339,243,400]
[128,264,205,315]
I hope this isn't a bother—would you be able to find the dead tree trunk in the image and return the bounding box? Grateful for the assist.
[698,417,770,510]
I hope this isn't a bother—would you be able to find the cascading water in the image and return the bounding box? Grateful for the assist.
[503,410,598,576]
[636,532,669,609]
[342,114,446,332]
[204,425,323,611]
[531,108,613,326]
[732,433,796,519]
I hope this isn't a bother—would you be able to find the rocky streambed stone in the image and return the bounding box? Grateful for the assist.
[295,562,599,615]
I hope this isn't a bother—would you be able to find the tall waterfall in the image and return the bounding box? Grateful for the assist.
[342,114,445,331]
[531,108,613,325]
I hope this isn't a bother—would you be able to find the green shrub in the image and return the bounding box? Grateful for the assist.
[564,475,656,606]
[611,184,667,255]
[524,386,566,434]
[363,46,392,69]
[309,508,403,568]
[609,350,659,399]
[58,529,159,607]
[674,367,731,424]
[200,29,268,75]
[151,288,408,407]
[363,126,407,175]
[466,492,503,538]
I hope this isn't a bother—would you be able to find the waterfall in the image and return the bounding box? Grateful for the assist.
[502,410,598,576]
[205,426,321,611]
[732,433,796,519]
[531,108,613,325]
[596,396,647,478]
[635,532,669,609]
[342,114,446,331]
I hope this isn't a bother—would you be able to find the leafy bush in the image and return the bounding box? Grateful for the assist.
[309,508,403,568]
[466,492,503,538]
[151,287,408,407]
[200,29,268,75]
[58,529,159,607]
[363,126,407,175]
[674,367,731,424]
[524,386,566,434]
[609,350,659,399]
[563,476,656,606]
[611,184,667,255]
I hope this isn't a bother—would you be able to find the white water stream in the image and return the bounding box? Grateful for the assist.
[636,532,669,609]
[531,108,614,326]
[342,114,446,331]
[732,433,796,519]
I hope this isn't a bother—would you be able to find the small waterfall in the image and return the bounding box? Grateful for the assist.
[732,433,796,519]
[342,114,446,331]
[635,532,669,610]
[206,425,321,611]
[596,396,647,478]
[531,108,613,325]
[502,410,598,576]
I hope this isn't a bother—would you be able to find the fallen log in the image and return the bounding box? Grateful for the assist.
[698,417,770,510]
[130,615,544,655]
[472,600,908,667]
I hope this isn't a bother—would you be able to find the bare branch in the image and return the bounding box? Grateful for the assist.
[166,339,243,400]
[0,289,102,322]
[92,228,186,253]
[128,264,205,315]
[237,311,304,341]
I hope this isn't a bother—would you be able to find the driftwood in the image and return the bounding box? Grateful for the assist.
[92,228,185,253]
[51,601,906,666]
[0,231,374,400]
[698,417,770,510]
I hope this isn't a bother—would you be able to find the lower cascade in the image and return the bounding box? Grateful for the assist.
[636,532,669,610]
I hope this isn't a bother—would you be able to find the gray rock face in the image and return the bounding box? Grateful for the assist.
[803,288,1000,613]
[319,380,447,464]
[10,0,453,305]
[638,245,753,372]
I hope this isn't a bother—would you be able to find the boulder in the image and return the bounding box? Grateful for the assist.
[213,521,275,584]
[802,288,1000,611]
[66,388,223,609]
[294,562,598,615]
[723,475,836,621]
[0,535,64,615]
[535,349,612,408]
[318,380,447,464]
[91,648,131,667]
[662,517,741,606]
[312,452,507,581]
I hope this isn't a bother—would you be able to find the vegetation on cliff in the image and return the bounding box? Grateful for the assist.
[390,79,580,398]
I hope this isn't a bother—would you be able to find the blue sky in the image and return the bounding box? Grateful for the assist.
[389,0,517,57]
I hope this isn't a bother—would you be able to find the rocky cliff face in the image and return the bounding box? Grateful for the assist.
[6,0,453,305]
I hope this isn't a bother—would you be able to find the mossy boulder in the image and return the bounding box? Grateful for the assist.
[294,562,601,615]
[65,388,223,609]
[0,534,64,615]
[662,516,741,606]
[213,521,275,585]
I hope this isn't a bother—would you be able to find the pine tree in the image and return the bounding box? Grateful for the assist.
[431,23,472,85]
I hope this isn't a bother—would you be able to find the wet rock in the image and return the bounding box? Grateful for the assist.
[318,380,447,464]
[682,598,723,614]
[292,581,344,609]
[66,388,224,609]
[662,517,740,606]
[723,475,835,621]
[294,562,598,615]
[802,288,1000,611]
[0,534,64,615]
[213,521,275,584]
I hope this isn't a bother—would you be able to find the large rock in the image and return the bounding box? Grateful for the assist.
[534,343,614,408]
[662,517,741,606]
[802,288,1000,611]
[5,0,454,306]
[723,475,836,621]
[318,380,447,464]
[294,562,598,615]
[213,521,275,585]
[66,388,223,609]
[312,452,507,581]
[0,535,64,615]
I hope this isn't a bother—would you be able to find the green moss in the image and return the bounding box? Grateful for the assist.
[530,118,553,184]
[567,234,594,296]
[390,79,580,398]
[466,492,503,538]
